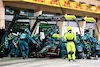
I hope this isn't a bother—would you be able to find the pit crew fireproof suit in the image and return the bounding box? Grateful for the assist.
[64,26,76,60]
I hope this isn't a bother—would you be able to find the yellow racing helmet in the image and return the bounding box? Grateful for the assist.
[67,26,72,31]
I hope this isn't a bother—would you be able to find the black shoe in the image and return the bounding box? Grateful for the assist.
[87,56,91,59]
[23,56,26,59]
[0,56,3,58]
[69,59,71,61]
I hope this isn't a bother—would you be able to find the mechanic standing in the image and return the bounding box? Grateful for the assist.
[64,26,76,62]
[19,29,36,59]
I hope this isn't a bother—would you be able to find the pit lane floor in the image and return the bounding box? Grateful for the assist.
[0,57,100,67]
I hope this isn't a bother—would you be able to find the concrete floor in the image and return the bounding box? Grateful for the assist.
[0,57,100,67]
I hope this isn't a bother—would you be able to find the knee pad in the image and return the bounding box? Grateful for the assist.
[68,52,72,54]
[72,52,74,54]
